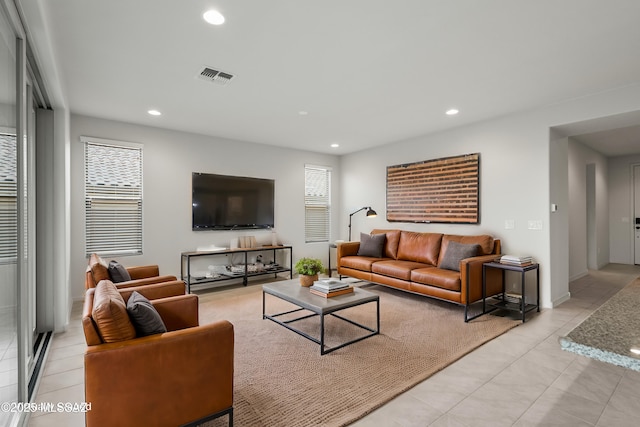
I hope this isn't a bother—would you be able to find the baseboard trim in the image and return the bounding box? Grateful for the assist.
[552,292,571,308]
[569,271,588,282]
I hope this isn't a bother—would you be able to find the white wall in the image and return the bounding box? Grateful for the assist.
[609,154,640,264]
[69,114,341,300]
[549,131,569,306]
[340,85,640,309]
[67,87,640,307]
[341,113,556,306]
[567,139,609,279]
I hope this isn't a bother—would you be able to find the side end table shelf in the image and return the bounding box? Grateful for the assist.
[181,245,293,293]
[482,261,540,323]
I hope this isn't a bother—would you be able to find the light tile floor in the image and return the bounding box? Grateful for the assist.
[0,308,17,427]
[27,264,640,426]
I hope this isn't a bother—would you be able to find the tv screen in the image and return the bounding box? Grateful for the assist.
[192,172,275,230]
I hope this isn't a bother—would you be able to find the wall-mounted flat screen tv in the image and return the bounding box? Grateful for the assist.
[192,172,275,230]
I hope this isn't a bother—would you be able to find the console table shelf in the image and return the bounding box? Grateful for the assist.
[181,246,293,293]
[487,296,538,315]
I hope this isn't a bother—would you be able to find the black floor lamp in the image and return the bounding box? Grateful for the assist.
[348,207,377,241]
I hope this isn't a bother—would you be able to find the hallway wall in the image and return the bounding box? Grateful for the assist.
[568,139,609,280]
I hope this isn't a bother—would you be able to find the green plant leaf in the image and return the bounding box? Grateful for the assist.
[294,257,324,275]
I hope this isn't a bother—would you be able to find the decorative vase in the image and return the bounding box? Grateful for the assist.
[299,274,318,287]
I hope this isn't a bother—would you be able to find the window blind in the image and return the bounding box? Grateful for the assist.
[0,133,17,262]
[304,165,331,243]
[84,138,143,256]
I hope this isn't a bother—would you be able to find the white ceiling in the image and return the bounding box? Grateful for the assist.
[32,0,640,155]
[572,125,640,157]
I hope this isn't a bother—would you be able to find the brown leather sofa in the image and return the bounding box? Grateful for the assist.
[337,229,504,321]
[85,253,183,292]
[82,280,234,426]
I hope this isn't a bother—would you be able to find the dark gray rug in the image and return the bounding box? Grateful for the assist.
[560,277,640,371]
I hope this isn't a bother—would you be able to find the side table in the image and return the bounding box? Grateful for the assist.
[482,261,540,323]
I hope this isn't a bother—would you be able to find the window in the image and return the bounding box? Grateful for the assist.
[304,164,331,243]
[83,137,143,256]
[0,132,16,262]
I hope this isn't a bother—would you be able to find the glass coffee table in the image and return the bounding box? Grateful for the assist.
[262,281,380,355]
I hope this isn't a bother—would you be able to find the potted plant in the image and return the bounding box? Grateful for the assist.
[294,257,324,287]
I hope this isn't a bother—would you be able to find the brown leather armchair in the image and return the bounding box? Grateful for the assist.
[82,281,234,427]
[85,253,182,291]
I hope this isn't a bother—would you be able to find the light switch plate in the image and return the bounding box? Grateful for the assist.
[528,220,543,230]
[504,220,515,229]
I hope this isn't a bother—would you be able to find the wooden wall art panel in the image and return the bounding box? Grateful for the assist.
[386,153,480,224]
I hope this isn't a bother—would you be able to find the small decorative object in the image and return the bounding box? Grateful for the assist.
[294,257,324,287]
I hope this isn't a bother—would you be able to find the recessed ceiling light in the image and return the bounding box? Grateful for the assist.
[203,10,225,25]
[331,143,340,148]
[148,109,162,116]
[298,111,309,116]
[446,108,459,116]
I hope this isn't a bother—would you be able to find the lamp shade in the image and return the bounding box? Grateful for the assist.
[348,206,377,241]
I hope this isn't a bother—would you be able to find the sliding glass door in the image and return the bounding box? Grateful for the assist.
[0,5,18,426]
[0,3,40,425]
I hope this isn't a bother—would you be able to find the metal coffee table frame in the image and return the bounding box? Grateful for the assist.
[262,282,380,355]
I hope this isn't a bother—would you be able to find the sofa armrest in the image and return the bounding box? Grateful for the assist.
[152,294,199,331]
[337,242,360,260]
[116,280,186,301]
[126,264,160,279]
[460,254,503,304]
[84,320,234,427]
[113,275,178,289]
[82,289,102,346]
[120,292,198,331]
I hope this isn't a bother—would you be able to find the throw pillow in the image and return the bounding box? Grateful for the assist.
[439,241,481,272]
[357,232,386,258]
[126,291,167,337]
[108,260,132,283]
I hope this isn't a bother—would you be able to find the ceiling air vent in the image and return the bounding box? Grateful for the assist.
[197,66,235,86]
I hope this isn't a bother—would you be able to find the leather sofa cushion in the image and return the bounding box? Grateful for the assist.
[89,253,110,283]
[396,231,443,265]
[92,280,136,343]
[340,256,386,272]
[411,267,461,292]
[371,260,431,281]
[371,229,401,259]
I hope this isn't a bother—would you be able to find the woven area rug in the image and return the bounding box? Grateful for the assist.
[199,280,520,427]
[560,277,640,371]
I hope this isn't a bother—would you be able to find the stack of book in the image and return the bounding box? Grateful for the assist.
[499,255,533,266]
[503,292,523,304]
[309,279,354,298]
